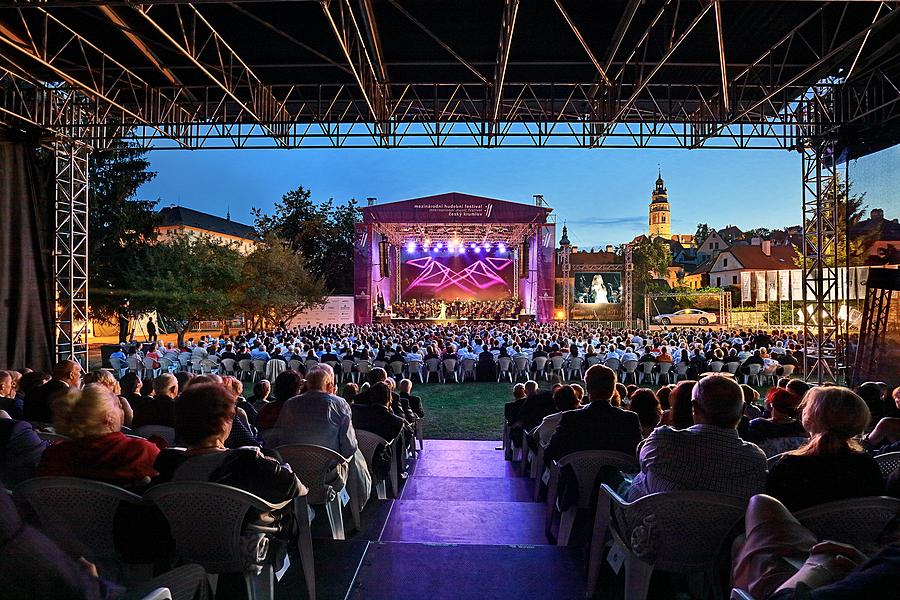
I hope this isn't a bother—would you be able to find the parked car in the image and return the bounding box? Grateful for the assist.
[652,309,717,326]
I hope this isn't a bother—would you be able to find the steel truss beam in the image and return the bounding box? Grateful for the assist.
[489,0,519,145]
[852,281,892,386]
[54,140,90,368]
[800,138,845,384]
[623,244,634,328]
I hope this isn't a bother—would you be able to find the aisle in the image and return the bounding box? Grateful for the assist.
[351,440,585,599]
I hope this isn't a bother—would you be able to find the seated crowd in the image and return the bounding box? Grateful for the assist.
[0,356,425,599]
[506,363,900,598]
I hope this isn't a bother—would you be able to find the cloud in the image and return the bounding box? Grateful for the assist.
[566,215,646,227]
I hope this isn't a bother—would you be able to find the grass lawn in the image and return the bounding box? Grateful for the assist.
[415,382,516,440]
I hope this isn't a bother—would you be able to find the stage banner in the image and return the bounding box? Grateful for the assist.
[353,223,373,324]
[756,272,767,302]
[779,270,791,301]
[537,223,556,322]
[289,296,354,326]
[767,271,779,302]
[790,268,804,300]
[741,272,752,302]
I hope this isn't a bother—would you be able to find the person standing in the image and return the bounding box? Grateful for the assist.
[147,317,158,343]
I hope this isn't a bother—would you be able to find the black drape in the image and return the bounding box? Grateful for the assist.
[0,141,54,371]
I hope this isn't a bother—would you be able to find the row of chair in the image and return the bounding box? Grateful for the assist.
[504,426,900,599]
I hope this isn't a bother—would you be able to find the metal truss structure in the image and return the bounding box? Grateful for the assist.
[623,245,634,328]
[53,140,90,368]
[0,1,898,375]
[852,268,899,386]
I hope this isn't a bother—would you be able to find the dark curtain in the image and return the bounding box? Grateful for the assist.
[0,140,54,371]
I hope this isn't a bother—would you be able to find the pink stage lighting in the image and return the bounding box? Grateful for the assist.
[435,242,443,250]
[498,243,506,253]
[406,242,416,253]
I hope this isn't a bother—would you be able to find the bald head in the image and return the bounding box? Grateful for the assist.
[306,365,336,393]
[52,360,82,388]
[691,375,744,428]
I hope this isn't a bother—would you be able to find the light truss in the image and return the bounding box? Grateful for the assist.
[54,140,90,368]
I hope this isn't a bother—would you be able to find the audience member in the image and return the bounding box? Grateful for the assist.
[766,386,884,511]
[24,360,82,424]
[397,379,425,418]
[535,385,581,448]
[746,388,808,456]
[628,388,662,438]
[132,373,178,430]
[660,380,696,429]
[256,371,304,430]
[0,412,47,486]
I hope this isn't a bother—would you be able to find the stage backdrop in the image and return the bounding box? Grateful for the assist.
[400,248,515,301]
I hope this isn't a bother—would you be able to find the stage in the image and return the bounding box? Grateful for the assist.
[354,193,556,325]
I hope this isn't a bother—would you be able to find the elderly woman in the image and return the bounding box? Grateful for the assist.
[84,369,134,429]
[746,388,808,455]
[38,383,159,487]
[766,386,884,511]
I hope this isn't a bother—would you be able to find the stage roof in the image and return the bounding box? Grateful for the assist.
[0,1,898,152]
[362,192,551,246]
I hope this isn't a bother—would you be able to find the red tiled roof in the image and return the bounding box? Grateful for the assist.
[725,244,797,270]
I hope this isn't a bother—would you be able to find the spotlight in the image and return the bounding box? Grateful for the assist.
[474,246,481,253]
[406,242,416,253]
[470,243,477,249]
[436,242,444,250]
[483,243,490,250]
[457,246,464,255]
[498,243,507,253]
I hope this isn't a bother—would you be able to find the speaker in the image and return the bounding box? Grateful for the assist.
[378,238,390,278]
[519,239,529,278]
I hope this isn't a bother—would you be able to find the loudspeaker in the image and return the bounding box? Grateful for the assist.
[519,240,529,278]
[378,238,390,278]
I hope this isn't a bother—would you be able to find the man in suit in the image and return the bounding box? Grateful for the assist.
[23,360,82,424]
[320,344,340,364]
[131,373,179,430]
[397,379,425,418]
[351,382,408,442]
[544,364,642,465]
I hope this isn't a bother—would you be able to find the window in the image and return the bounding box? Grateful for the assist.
[715,276,721,286]
[732,275,738,284]
[723,258,728,267]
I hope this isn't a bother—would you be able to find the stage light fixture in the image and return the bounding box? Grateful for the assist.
[474,246,481,253]
[483,243,490,250]
[498,243,506,253]
[406,242,416,253]
[436,242,444,250]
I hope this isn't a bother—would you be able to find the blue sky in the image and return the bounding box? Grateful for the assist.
[139,147,807,246]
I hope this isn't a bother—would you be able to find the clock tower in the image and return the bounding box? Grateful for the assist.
[649,171,671,239]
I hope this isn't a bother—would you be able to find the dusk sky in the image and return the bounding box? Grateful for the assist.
[137,145,896,247]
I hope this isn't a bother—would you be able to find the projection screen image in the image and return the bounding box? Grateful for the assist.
[574,272,622,304]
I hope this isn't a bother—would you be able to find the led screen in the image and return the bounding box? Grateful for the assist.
[574,272,622,305]
[400,249,515,301]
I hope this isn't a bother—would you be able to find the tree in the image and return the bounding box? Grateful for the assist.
[253,186,360,293]
[631,237,673,316]
[744,227,772,240]
[694,223,712,246]
[129,234,244,347]
[87,139,160,341]
[792,178,872,268]
[236,235,328,329]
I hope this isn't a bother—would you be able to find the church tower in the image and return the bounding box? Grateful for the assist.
[648,171,671,239]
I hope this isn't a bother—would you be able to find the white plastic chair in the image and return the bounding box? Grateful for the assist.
[621,361,639,384]
[708,361,724,373]
[252,360,267,382]
[145,482,315,600]
[158,357,175,374]
[389,361,405,379]
[127,355,143,375]
[875,451,900,479]
[637,362,655,385]
[135,425,177,446]
[460,358,476,382]
[220,358,237,376]
[673,362,689,382]
[407,360,424,383]
[424,358,441,383]
[745,364,762,386]
[656,362,672,385]
[793,496,900,550]
[549,356,565,380]
[199,359,217,375]
[355,430,398,500]
[604,357,621,374]
[724,362,740,375]
[178,353,191,372]
[265,360,285,382]
[304,359,319,373]
[189,358,203,375]
[513,357,530,381]
[340,360,357,383]
[274,444,355,540]
[545,450,639,546]
[15,477,144,576]
[566,356,584,381]
[586,484,747,600]
[497,357,513,382]
[442,358,458,383]
[109,357,127,379]
[356,360,372,382]
[532,356,549,380]
[288,359,304,373]
[780,364,796,378]
[238,359,254,381]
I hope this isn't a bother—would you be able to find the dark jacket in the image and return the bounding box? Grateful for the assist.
[131,394,176,430]
[351,404,407,443]
[0,419,48,486]
[23,379,69,424]
[398,392,425,418]
[544,400,642,465]
[519,390,557,431]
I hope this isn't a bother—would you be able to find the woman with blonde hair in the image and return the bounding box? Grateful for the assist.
[766,386,884,511]
[84,369,134,428]
[38,383,159,487]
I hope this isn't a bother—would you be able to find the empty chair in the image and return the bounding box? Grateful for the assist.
[566,356,584,381]
[442,358,458,383]
[621,360,639,385]
[109,357,127,379]
[673,361,689,382]
[356,360,372,381]
[497,356,513,382]
[340,359,356,383]
[220,358,237,376]
[546,450,639,546]
[135,425,177,447]
[178,353,192,372]
[793,496,900,550]
[414,418,425,452]
[708,361,724,373]
[389,361,405,379]
[874,451,900,479]
[724,362,740,375]
[745,364,762,386]
[549,356,566,380]
[585,355,602,367]
[238,359,254,381]
[587,484,748,600]
[407,360,424,383]
[199,359,217,375]
[637,362,655,385]
[460,358,476,382]
[513,356,530,381]
[532,356,549,380]
[304,359,319,373]
[158,357,174,374]
[145,481,315,600]
[274,444,356,540]
[657,362,672,385]
[424,358,441,383]
[288,359,304,373]
[252,360,267,382]
[780,364,796,378]
[15,477,144,577]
